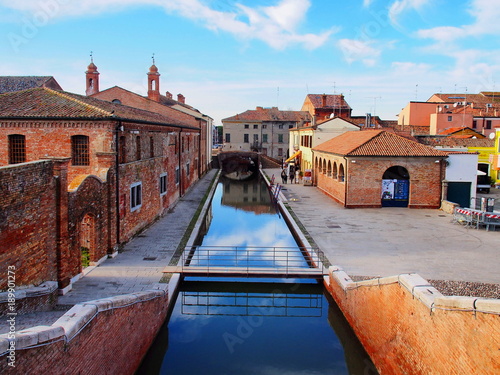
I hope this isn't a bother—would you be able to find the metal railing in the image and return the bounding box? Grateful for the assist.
[181,246,325,276]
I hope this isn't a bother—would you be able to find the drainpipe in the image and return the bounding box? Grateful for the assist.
[344,156,348,207]
[114,120,122,247]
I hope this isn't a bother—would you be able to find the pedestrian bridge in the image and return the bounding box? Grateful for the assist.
[163,246,328,279]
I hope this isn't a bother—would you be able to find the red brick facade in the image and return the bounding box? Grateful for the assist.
[0,88,205,292]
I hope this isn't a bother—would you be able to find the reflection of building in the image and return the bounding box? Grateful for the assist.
[222,107,310,160]
[220,178,274,214]
[312,130,448,208]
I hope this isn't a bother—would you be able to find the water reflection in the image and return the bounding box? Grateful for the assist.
[137,281,378,375]
[202,177,296,249]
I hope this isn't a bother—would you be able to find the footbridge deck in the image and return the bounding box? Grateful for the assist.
[163,246,328,279]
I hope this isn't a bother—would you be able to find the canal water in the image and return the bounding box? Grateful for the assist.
[137,176,377,375]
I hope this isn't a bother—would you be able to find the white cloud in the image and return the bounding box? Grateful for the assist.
[417,0,500,43]
[388,0,430,26]
[337,39,380,66]
[0,0,334,50]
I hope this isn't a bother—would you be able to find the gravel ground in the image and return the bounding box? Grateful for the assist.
[349,275,500,299]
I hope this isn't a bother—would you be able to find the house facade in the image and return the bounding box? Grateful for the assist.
[288,117,360,171]
[0,87,202,293]
[301,94,352,122]
[222,107,310,160]
[312,130,448,209]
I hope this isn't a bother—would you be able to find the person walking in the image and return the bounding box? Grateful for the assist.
[281,168,288,184]
[289,166,295,184]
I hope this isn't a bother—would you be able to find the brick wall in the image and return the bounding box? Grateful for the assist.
[314,154,443,208]
[0,289,171,375]
[0,161,59,290]
[325,270,500,374]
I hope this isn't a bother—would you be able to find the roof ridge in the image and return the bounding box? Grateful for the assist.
[46,88,112,116]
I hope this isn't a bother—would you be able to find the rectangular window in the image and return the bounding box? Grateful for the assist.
[186,162,190,177]
[486,120,492,129]
[8,134,26,164]
[225,133,231,142]
[136,136,141,160]
[262,134,268,143]
[160,173,167,196]
[472,120,477,129]
[278,124,284,129]
[253,134,258,142]
[278,134,284,143]
[253,124,258,129]
[175,167,180,185]
[447,116,452,122]
[244,134,249,143]
[130,182,142,211]
[278,148,283,156]
[244,124,249,129]
[150,136,154,158]
[72,135,90,166]
[262,124,267,129]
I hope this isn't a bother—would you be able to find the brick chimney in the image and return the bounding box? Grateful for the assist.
[165,91,173,99]
[177,94,185,104]
[322,94,327,108]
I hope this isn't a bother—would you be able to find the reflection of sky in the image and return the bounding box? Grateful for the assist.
[201,182,297,249]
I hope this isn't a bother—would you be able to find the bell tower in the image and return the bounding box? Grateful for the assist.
[147,54,160,102]
[85,52,99,96]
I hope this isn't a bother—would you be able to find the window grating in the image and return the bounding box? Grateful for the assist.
[72,135,90,166]
[8,134,26,164]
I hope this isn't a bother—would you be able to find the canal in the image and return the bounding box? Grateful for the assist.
[137,175,377,374]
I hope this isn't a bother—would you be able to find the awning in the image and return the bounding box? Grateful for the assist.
[477,170,487,176]
[285,150,301,163]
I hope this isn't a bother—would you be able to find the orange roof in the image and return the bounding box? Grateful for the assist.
[313,130,448,157]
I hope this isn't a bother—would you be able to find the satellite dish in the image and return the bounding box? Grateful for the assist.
[488,132,495,140]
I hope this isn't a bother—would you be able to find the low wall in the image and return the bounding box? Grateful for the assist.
[0,282,58,316]
[0,276,180,374]
[324,267,500,375]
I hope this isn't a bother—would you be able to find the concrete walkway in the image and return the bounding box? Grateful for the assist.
[268,169,500,284]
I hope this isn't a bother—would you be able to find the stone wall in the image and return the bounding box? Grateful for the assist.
[324,268,500,374]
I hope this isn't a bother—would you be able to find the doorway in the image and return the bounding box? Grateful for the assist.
[381,166,410,207]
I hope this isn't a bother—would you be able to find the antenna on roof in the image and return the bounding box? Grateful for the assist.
[415,84,418,101]
[152,53,155,65]
[333,81,336,94]
[90,51,93,63]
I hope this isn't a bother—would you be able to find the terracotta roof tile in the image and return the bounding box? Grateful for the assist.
[306,94,351,109]
[0,87,196,128]
[313,130,448,157]
[223,107,310,122]
[0,76,62,93]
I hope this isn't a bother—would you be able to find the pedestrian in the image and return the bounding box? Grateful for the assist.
[289,168,295,184]
[281,168,288,184]
[295,169,300,184]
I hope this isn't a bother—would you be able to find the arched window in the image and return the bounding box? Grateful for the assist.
[112,99,122,104]
[71,135,90,166]
[322,159,327,174]
[327,160,332,176]
[338,164,345,182]
[333,162,338,179]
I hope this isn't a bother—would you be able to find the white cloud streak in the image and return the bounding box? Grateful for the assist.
[388,0,430,26]
[0,0,334,50]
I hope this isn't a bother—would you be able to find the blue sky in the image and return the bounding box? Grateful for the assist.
[0,0,499,124]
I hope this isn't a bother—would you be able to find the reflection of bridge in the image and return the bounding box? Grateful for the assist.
[217,151,259,180]
[163,246,328,279]
[180,281,323,317]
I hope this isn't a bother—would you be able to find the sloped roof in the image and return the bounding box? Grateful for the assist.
[0,87,197,128]
[0,76,62,93]
[305,94,351,109]
[416,136,494,148]
[438,127,485,137]
[313,130,448,157]
[223,107,310,122]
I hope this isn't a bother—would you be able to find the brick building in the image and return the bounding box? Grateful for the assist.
[301,94,352,122]
[222,106,310,160]
[0,87,203,293]
[312,130,448,208]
